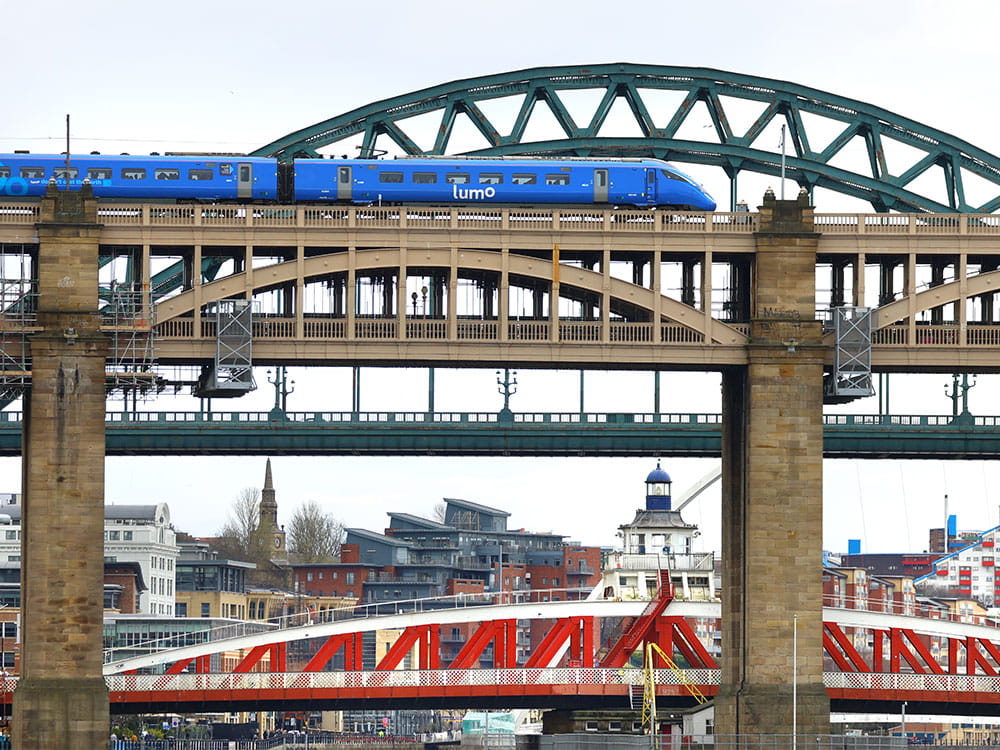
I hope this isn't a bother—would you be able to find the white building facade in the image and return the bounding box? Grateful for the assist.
[0,497,178,615]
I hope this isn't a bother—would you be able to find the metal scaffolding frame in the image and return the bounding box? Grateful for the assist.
[826,307,874,402]
[195,299,255,397]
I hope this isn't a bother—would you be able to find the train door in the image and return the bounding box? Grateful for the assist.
[594,169,608,203]
[645,169,656,203]
[337,166,353,200]
[237,162,253,199]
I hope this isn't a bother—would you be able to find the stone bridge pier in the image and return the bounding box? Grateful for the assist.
[12,183,110,748]
[715,189,830,739]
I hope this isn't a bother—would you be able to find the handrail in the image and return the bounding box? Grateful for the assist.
[0,411,993,428]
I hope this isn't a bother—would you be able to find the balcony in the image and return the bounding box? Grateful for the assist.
[608,552,714,572]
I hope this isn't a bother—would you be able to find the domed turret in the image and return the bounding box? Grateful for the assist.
[645,461,672,510]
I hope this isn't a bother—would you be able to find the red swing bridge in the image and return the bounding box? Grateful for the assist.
[2,585,993,717]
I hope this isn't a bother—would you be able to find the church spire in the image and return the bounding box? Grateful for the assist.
[260,457,278,529]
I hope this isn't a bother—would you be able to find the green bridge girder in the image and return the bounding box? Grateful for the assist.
[252,63,1000,213]
[0,411,992,458]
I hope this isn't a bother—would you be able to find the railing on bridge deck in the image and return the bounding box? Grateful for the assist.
[8,203,1000,236]
[150,314,1000,349]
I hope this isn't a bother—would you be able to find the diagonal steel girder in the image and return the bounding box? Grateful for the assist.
[252,63,1000,213]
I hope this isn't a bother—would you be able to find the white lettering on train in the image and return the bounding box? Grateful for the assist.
[452,185,496,201]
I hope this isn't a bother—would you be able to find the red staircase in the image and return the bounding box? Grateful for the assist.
[599,570,675,668]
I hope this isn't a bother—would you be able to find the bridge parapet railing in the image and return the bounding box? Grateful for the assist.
[0,203,40,224]
[0,410,986,432]
[97,668,1000,696]
[88,204,748,233]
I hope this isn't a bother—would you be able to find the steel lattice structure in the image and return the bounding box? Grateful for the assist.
[253,63,1000,213]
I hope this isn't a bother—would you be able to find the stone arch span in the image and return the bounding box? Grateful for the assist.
[154,248,748,346]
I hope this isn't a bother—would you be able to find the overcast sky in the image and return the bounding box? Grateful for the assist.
[3,0,1000,556]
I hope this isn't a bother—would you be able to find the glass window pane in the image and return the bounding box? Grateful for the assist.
[188,169,213,181]
[446,173,469,184]
[413,172,436,184]
[512,174,536,185]
[122,168,146,180]
[545,174,570,186]
[379,172,404,184]
[478,173,502,185]
[154,169,180,181]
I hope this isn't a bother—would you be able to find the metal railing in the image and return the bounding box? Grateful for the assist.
[103,587,593,665]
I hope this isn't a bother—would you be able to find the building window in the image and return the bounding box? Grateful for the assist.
[609,722,622,732]
[345,572,355,584]
[176,603,187,617]
[585,722,598,732]
[201,603,210,617]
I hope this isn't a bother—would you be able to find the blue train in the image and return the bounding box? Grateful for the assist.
[0,153,716,210]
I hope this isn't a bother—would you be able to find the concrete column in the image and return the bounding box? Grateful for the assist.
[715,189,830,740]
[13,183,110,749]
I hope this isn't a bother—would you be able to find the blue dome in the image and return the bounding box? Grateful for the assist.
[645,462,671,483]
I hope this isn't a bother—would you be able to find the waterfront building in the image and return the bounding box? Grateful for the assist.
[602,462,716,603]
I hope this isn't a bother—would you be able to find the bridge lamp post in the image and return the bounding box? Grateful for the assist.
[497,369,518,422]
[266,367,295,418]
[792,613,798,750]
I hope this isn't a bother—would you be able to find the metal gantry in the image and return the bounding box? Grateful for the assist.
[253,63,1000,213]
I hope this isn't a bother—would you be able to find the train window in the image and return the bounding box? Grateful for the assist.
[413,172,437,184]
[188,169,214,181]
[545,174,570,186]
[155,169,180,181]
[512,174,537,185]
[0,168,10,178]
[220,164,233,176]
[478,173,503,185]
[661,169,691,184]
[121,168,146,180]
[379,172,404,183]
[446,173,470,184]
[20,167,45,179]
[87,168,112,180]
[53,168,79,180]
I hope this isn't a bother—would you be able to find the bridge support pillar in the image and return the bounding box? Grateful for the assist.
[715,189,830,740]
[12,183,110,749]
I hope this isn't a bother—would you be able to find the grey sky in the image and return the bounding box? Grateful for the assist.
[3,0,1000,555]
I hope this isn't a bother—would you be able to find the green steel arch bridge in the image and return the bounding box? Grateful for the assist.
[254,63,1000,214]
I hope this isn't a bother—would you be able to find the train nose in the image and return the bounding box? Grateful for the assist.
[697,188,717,212]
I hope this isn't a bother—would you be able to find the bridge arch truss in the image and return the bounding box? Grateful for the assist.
[253,64,1000,214]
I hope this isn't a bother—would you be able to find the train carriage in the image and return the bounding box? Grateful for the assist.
[292,157,715,210]
[0,154,278,201]
[0,153,714,210]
